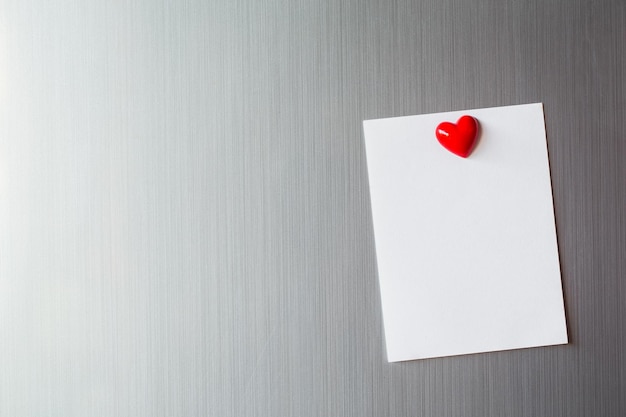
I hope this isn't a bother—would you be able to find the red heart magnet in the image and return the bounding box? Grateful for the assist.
[435,115,479,158]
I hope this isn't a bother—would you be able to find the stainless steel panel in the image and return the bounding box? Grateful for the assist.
[0,0,624,415]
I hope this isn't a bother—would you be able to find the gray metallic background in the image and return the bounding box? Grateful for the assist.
[0,0,624,416]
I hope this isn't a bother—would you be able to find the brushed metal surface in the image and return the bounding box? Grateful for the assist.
[0,0,624,416]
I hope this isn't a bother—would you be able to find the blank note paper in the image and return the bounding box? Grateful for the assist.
[363,103,568,362]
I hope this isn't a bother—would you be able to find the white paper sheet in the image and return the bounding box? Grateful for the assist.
[363,103,568,362]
